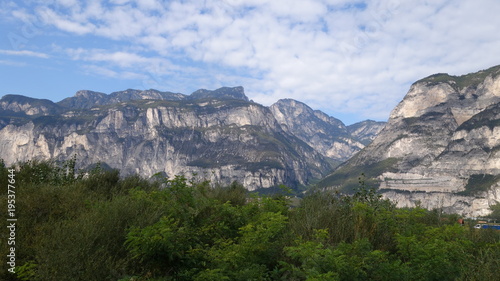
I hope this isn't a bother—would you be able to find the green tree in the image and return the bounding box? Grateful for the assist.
[396,224,472,280]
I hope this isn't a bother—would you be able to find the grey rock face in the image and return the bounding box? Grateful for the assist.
[0,87,337,190]
[347,120,386,145]
[0,85,386,190]
[1,95,62,116]
[56,86,246,110]
[270,99,368,162]
[188,86,249,101]
[318,65,500,217]
[57,90,108,109]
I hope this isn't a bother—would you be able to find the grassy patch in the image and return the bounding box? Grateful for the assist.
[315,158,400,193]
[416,65,500,90]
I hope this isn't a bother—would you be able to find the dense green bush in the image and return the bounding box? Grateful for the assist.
[1,159,500,280]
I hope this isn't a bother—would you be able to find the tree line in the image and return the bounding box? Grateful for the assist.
[1,159,499,280]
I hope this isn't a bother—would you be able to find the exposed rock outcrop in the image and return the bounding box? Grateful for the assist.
[318,65,500,217]
[1,86,385,190]
[2,87,368,190]
[270,99,366,162]
[347,120,386,146]
[0,95,62,116]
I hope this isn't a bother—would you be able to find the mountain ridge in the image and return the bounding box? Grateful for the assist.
[56,86,247,110]
[317,64,500,217]
[0,86,383,190]
[270,99,365,162]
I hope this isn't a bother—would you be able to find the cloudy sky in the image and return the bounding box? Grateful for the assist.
[1,0,499,124]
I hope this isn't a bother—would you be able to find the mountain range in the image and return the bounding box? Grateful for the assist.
[0,86,382,191]
[2,64,500,216]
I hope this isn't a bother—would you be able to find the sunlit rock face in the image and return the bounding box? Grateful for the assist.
[318,65,500,217]
[4,86,381,190]
[270,99,384,162]
[347,120,386,146]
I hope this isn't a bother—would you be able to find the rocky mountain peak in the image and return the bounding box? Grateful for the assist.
[58,86,249,110]
[270,99,369,162]
[1,94,61,116]
[390,65,500,127]
[318,64,500,217]
[189,86,249,101]
[272,99,327,121]
[0,91,334,190]
[58,90,108,109]
[416,65,500,90]
[271,99,343,130]
[139,89,185,101]
[347,120,386,145]
[74,90,107,99]
[0,84,386,191]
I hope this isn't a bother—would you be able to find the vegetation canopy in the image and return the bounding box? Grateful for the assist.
[1,159,499,280]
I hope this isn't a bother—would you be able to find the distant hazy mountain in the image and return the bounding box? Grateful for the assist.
[347,120,387,145]
[270,99,375,163]
[1,94,63,115]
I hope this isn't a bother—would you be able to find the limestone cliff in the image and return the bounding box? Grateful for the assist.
[0,87,337,190]
[347,120,386,146]
[1,95,62,116]
[56,87,247,110]
[270,99,368,162]
[317,65,500,217]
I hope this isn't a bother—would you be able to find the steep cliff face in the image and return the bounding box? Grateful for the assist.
[1,95,62,116]
[189,86,249,101]
[270,99,367,162]
[0,87,335,190]
[57,89,186,109]
[347,120,386,145]
[57,90,108,109]
[56,87,245,110]
[318,65,500,217]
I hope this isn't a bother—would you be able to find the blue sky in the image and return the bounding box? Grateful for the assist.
[1,0,500,125]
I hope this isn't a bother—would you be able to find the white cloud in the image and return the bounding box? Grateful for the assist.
[37,6,95,34]
[135,0,162,11]
[0,59,27,66]
[65,48,179,76]
[55,0,79,8]
[6,0,500,122]
[88,51,153,67]
[0,49,49,58]
[83,65,147,80]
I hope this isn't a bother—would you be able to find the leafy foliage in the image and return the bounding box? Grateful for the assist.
[315,158,400,193]
[1,159,499,280]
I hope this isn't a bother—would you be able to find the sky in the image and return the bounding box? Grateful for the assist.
[1,0,500,125]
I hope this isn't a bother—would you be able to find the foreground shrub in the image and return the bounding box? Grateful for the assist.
[1,159,500,280]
